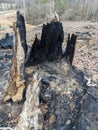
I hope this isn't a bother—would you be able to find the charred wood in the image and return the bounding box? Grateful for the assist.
[0,33,13,49]
[16,11,28,59]
[64,34,77,65]
[26,34,40,65]
[26,21,64,65]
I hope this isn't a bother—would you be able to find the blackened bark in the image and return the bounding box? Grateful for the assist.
[26,21,77,66]
[16,11,28,58]
[64,34,77,65]
[26,21,64,65]
[0,33,13,49]
[26,34,41,65]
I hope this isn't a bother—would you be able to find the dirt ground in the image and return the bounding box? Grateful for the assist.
[0,11,35,39]
[62,21,98,83]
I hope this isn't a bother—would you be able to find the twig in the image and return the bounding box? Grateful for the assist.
[0,127,13,130]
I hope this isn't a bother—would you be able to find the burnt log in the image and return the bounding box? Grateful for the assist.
[26,21,64,65]
[16,11,28,58]
[64,34,77,65]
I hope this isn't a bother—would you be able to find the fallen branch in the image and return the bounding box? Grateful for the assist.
[14,73,43,130]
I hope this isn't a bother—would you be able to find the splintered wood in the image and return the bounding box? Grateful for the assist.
[4,25,25,102]
[15,73,43,130]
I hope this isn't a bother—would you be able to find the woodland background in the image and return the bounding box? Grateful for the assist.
[0,0,98,24]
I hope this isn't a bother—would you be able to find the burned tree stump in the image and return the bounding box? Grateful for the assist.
[64,34,77,65]
[26,21,77,66]
[26,21,64,65]
[16,11,28,58]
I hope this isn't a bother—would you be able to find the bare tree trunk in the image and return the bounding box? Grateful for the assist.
[22,0,26,22]
[81,0,86,20]
[50,0,59,21]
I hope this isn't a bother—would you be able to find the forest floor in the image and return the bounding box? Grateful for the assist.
[0,12,98,130]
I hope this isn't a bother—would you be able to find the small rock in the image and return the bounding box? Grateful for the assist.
[42,77,50,85]
[66,120,71,125]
